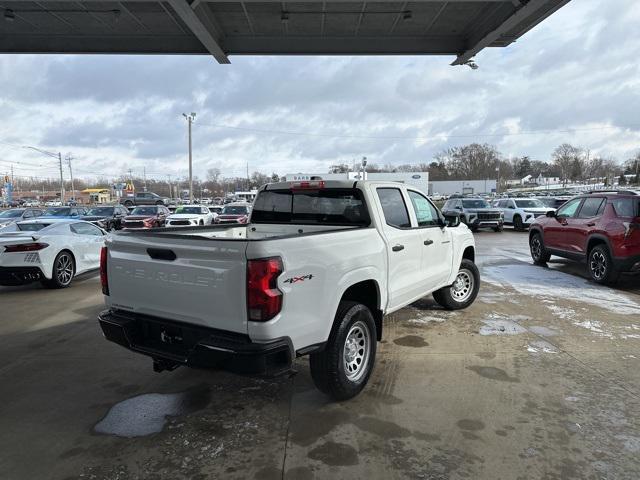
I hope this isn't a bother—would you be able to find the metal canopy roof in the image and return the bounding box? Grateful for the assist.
[0,0,571,64]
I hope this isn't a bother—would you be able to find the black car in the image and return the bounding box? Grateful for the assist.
[81,205,130,231]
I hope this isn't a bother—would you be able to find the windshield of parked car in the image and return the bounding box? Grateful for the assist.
[535,198,556,207]
[0,209,24,218]
[222,206,249,215]
[175,207,202,215]
[86,207,114,216]
[515,199,545,208]
[44,207,71,216]
[131,207,157,215]
[462,199,490,209]
[252,189,371,226]
[17,223,49,231]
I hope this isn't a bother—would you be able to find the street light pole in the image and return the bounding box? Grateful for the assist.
[67,154,75,203]
[182,112,196,203]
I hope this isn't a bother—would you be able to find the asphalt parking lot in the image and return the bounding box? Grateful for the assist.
[1,230,639,480]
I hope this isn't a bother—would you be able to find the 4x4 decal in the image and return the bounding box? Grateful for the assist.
[284,274,314,284]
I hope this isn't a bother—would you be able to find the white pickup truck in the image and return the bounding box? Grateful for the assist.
[98,180,479,400]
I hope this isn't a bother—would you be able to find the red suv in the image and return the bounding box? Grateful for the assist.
[529,191,640,284]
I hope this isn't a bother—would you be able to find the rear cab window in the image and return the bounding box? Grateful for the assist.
[252,188,371,226]
[376,188,411,229]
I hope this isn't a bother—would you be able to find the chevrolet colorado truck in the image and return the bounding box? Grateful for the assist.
[98,180,479,400]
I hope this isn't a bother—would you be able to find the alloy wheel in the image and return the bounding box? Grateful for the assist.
[56,253,73,285]
[590,251,607,280]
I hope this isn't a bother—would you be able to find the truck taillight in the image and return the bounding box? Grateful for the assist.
[4,242,49,252]
[247,257,283,321]
[100,247,109,295]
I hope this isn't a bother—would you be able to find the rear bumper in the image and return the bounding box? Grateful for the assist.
[613,254,640,273]
[98,309,293,376]
[0,266,44,286]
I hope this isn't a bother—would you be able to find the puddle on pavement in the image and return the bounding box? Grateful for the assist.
[479,313,529,336]
[94,386,210,438]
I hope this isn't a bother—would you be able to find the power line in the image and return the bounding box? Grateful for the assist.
[195,122,640,141]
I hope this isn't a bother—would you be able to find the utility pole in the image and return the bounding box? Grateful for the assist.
[143,167,147,192]
[182,112,196,203]
[58,152,65,204]
[246,162,250,191]
[67,154,75,202]
[167,174,172,199]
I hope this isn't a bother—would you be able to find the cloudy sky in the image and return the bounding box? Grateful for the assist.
[0,0,638,183]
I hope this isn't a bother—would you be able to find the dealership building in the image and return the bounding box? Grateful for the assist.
[283,172,496,196]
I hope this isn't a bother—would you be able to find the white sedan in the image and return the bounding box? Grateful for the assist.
[166,205,214,227]
[0,219,106,288]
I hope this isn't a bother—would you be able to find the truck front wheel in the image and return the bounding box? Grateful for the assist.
[432,259,480,310]
[309,301,377,401]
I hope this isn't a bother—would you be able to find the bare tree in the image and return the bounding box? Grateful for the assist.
[552,143,582,186]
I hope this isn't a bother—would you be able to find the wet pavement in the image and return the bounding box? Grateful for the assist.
[1,229,639,479]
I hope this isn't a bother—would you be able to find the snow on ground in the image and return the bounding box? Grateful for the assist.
[479,313,530,336]
[482,264,640,315]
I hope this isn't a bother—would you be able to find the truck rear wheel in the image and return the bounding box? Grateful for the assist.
[432,259,480,310]
[309,301,376,401]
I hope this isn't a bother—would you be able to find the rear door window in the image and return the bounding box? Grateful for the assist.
[578,198,605,218]
[377,188,411,229]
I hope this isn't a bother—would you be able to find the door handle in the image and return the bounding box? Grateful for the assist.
[586,222,595,227]
[423,239,434,246]
[392,244,405,252]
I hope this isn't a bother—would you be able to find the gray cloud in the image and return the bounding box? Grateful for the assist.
[0,0,638,182]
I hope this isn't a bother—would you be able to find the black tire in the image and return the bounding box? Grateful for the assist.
[432,259,480,310]
[309,301,377,401]
[588,244,619,285]
[514,215,524,231]
[530,232,551,265]
[155,201,164,205]
[493,224,503,232]
[470,225,479,233]
[124,200,133,207]
[42,251,75,289]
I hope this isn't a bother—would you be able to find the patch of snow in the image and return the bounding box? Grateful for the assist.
[565,396,580,402]
[527,340,559,354]
[408,316,447,325]
[483,264,640,315]
[480,313,529,336]
[574,320,604,333]
[546,304,576,320]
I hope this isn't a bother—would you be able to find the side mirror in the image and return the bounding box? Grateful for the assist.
[443,213,461,228]
[509,205,515,209]
[546,210,556,218]
[455,206,462,210]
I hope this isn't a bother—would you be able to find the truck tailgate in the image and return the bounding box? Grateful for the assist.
[105,233,249,333]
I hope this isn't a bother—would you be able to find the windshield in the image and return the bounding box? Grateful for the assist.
[535,198,556,207]
[86,207,114,216]
[462,199,490,209]
[131,207,158,215]
[252,189,370,226]
[222,206,249,215]
[0,209,24,218]
[44,208,71,216]
[515,199,545,208]
[17,223,49,231]
[175,207,202,215]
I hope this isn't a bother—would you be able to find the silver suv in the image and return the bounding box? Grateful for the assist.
[442,197,504,232]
